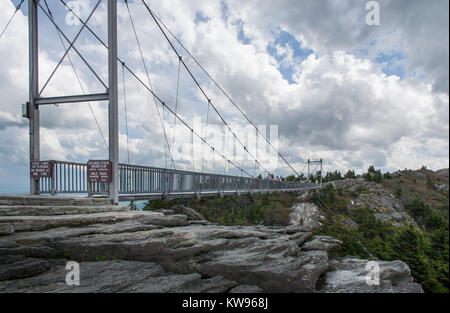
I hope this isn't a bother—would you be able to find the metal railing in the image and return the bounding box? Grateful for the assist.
[38,161,107,195]
[38,160,317,199]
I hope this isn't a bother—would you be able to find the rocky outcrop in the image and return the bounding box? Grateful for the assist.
[0,205,127,217]
[331,179,416,227]
[435,168,449,178]
[289,203,325,230]
[297,191,311,201]
[0,211,189,234]
[0,195,112,206]
[322,257,423,293]
[0,196,423,293]
[434,183,449,193]
[173,205,207,221]
[302,236,342,251]
[0,259,237,293]
[0,255,50,281]
[0,221,327,292]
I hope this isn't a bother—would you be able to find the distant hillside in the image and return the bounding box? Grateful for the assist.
[435,168,449,178]
[383,167,449,222]
[307,167,449,293]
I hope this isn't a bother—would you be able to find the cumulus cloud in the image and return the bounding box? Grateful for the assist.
[226,0,449,93]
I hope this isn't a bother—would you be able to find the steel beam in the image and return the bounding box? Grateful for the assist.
[108,0,119,204]
[34,93,109,105]
[29,0,40,195]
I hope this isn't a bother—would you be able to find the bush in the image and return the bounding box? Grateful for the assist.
[187,193,299,226]
[404,194,430,224]
[316,208,449,293]
[394,187,402,198]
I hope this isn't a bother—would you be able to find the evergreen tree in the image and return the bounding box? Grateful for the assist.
[344,169,356,179]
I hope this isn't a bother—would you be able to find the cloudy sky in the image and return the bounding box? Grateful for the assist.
[0,0,448,193]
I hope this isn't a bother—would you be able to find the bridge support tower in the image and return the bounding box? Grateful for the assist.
[27,0,119,203]
[307,159,323,188]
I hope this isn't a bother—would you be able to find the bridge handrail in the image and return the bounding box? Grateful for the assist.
[37,160,315,197]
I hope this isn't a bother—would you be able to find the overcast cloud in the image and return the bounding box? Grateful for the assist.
[0,0,448,193]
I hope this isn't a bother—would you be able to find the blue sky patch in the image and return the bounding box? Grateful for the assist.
[220,0,231,21]
[234,19,251,45]
[195,11,210,24]
[375,50,406,79]
[266,30,313,84]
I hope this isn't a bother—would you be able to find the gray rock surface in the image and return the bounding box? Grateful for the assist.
[0,224,14,236]
[0,205,127,217]
[0,260,237,293]
[0,195,111,206]
[174,205,206,221]
[229,285,263,293]
[331,179,416,227]
[0,255,50,281]
[0,196,423,293]
[289,203,325,230]
[297,191,311,201]
[434,183,449,192]
[0,211,188,234]
[322,257,424,293]
[435,168,449,177]
[302,236,343,251]
[0,213,326,292]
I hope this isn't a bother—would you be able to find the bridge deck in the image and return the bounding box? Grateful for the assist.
[119,187,316,201]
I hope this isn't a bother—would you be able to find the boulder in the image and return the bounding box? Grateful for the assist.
[301,236,342,251]
[289,203,325,230]
[322,257,424,293]
[174,205,206,221]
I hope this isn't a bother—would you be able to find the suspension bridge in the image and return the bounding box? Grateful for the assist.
[2,0,319,204]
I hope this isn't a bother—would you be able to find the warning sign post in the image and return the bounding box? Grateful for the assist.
[87,160,112,183]
[30,161,53,179]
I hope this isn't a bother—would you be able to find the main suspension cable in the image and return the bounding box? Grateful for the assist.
[0,0,24,41]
